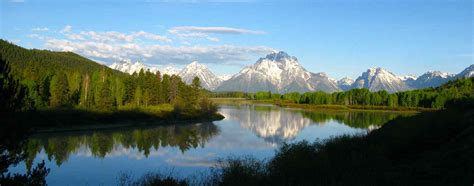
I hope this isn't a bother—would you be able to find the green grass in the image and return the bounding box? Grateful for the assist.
[210,98,273,105]
[211,97,433,112]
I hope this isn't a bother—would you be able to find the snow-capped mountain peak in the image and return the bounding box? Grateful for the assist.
[218,74,233,81]
[337,77,354,85]
[424,71,450,79]
[109,60,150,75]
[178,61,222,90]
[336,77,354,91]
[455,64,474,78]
[352,67,409,92]
[160,66,180,75]
[215,51,340,93]
[398,74,417,81]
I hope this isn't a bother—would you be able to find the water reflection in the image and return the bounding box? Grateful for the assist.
[22,105,413,168]
[220,105,312,144]
[23,123,219,169]
[8,104,415,185]
[219,104,412,144]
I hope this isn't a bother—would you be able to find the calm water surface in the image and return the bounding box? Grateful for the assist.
[9,104,412,185]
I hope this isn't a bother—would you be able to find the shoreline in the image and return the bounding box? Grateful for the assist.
[211,98,434,113]
[2,109,225,134]
[30,114,224,134]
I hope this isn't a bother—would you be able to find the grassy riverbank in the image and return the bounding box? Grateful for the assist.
[211,98,428,112]
[210,98,273,105]
[1,104,224,133]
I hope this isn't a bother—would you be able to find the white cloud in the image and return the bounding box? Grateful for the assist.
[207,37,220,42]
[168,26,264,42]
[169,26,265,35]
[33,26,273,66]
[80,31,135,42]
[132,31,172,42]
[65,33,85,40]
[60,25,72,33]
[31,27,49,32]
[27,34,45,40]
[67,30,171,43]
[9,0,25,3]
[44,38,274,65]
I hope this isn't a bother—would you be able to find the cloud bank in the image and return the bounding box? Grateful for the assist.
[36,25,274,65]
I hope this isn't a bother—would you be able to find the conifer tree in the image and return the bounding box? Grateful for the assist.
[97,79,115,110]
[49,72,70,108]
[0,57,28,111]
[161,74,170,103]
[190,77,202,107]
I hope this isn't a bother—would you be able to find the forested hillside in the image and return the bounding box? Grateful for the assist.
[0,40,214,115]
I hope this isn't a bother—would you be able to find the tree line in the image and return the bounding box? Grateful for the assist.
[248,78,473,109]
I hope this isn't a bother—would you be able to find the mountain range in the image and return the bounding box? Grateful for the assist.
[110,51,474,93]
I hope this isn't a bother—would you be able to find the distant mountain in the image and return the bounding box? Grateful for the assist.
[398,75,417,81]
[178,61,222,90]
[107,49,474,93]
[109,61,180,75]
[215,51,340,93]
[352,67,410,92]
[110,60,225,90]
[337,77,354,91]
[399,75,417,88]
[455,64,474,79]
[409,71,452,89]
[218,74,233,81]
[109,60,154,75]
[160,66,180,75]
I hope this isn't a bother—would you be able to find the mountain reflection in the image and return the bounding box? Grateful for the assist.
[23,123,219,169]
[219,104,413,144]
[220,105,312,144]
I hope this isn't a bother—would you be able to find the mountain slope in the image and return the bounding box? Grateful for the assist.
[177,61,222,90]
[352,68,410,92]
[0,39,125,78]
[409,71,452,89]
[216,51,340,93]
[109,61,180,75]
[109,60,152,75]
[455,64,474,79]
[337,77,354,91]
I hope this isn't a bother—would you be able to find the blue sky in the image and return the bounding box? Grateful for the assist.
[1,0,472,79]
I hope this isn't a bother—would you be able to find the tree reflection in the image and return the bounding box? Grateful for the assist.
[0,123,49,185]
[24,123,220,167]
[301,111,415,129]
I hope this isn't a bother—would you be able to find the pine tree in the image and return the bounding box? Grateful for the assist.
[190,77,201,107]
[168,75,180,103]
[0,57,28,111]
[152,71,162,104]
[97,79,115,110]
[49,72,70,108]
[161,74,170,103]
[134,86,143,106]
